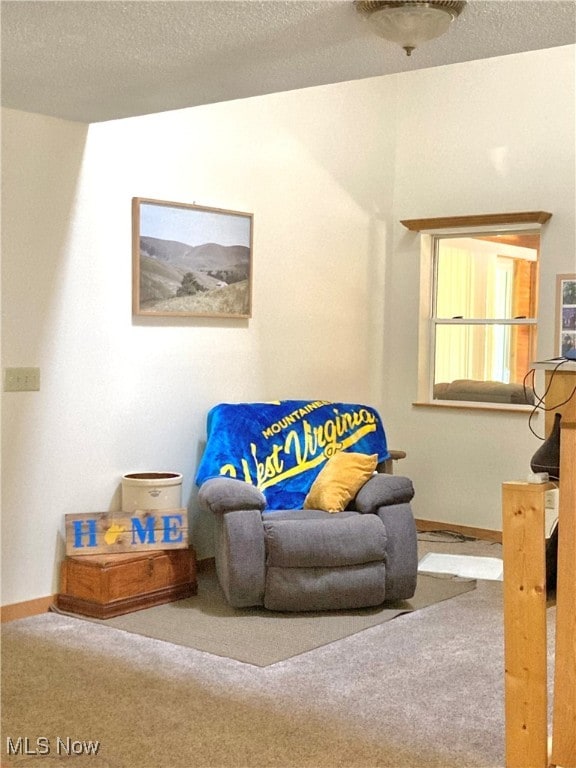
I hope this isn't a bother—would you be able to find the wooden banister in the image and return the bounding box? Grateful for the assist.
[503,364,576,768]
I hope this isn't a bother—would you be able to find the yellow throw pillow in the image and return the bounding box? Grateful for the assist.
[303,452,378,513]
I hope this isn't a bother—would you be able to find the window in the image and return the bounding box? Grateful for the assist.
[402,212,552,408]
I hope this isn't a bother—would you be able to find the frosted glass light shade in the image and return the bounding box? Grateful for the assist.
[369,6,453,48]
[356,1,466,56]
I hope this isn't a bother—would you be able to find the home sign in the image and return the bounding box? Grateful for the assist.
[64,509,188,555]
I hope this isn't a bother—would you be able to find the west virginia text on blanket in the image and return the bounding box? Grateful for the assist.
[195,400,389,509]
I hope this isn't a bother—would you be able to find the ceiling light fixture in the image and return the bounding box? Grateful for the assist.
[355,1,466,57]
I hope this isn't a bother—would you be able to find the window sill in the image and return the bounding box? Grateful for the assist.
[412,401,537,414]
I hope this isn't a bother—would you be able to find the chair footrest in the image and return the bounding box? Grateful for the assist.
[264,563,386,611]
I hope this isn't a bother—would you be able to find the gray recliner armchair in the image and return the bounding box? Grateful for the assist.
[195,400,418,612]
[198,472,418,611]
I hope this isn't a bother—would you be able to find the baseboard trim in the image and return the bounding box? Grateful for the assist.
[1,557,217,622]
[416,519,502,544]
[1,595,55,623]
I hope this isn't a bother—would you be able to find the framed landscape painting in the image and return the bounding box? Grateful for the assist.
[132,197,253,318]
[556,273,576,357]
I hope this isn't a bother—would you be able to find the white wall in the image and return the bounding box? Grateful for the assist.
[2,45,574,605]
[386,46,575,531]
[1,76,399,604]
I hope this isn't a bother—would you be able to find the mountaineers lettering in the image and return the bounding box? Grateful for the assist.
[219,406,377,490]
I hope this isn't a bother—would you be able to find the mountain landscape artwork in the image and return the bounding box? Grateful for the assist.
[133,198,253,318]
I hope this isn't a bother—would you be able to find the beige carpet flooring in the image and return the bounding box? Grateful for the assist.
[1,536,557,768]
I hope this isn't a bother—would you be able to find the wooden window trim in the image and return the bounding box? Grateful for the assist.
[401,211,552,232]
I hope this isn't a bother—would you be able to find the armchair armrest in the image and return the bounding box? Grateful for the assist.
[377,503,418,599]
[198,477,266,514]
[199,478,267,607]
[354,474,415,514]
[377,449,407,475]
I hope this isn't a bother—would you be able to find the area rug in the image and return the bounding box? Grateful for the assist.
[52,569,476,666]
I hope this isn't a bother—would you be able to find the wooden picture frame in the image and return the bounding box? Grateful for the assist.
[556,273,576,357]
[132,197,253,318]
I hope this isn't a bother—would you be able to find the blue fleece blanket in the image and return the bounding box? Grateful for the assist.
[195,400,389,510]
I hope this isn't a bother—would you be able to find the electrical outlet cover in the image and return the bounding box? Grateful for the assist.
[3,367,40,392]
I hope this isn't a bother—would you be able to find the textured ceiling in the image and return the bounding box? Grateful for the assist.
[1,0,575,124]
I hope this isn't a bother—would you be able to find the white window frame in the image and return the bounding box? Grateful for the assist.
[404,213,551,411]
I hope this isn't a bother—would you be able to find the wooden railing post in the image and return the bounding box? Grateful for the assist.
[502,481,550,768]
[551,420,576,768]
[505,361,576,768]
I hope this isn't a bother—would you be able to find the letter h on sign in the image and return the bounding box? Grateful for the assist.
[73,519,98,549]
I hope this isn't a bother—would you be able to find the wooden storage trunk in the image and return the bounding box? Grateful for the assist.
[56,548,197,619]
